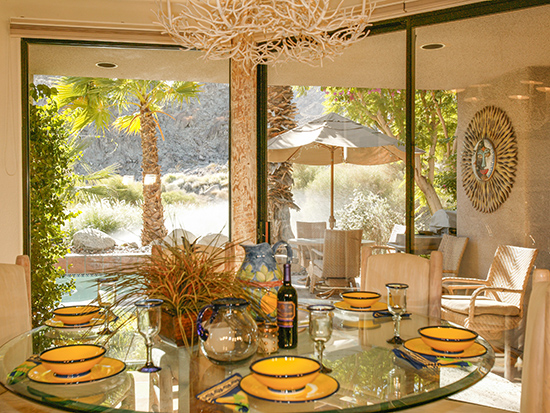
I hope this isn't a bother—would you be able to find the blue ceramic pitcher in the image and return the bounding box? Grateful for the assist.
[237,241,293,321]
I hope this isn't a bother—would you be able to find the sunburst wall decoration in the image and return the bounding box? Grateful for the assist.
[461,106,517,213]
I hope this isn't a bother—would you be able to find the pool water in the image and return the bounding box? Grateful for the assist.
[58,274,104,305]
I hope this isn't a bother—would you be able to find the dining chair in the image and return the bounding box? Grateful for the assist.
[438,234,469,276]
[441,244,538,380]
[0,256,67,412]
[0,255,32,346]
[520,268,550,413]
[295,221,326,269]
[360,247,443,319]
[308,229,362,294]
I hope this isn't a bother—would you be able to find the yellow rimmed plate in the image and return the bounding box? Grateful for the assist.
[27,357,125,385]
[45,313,118,329]
[403,337,487,359]
[240,373,338,403]
[334,301,387,312]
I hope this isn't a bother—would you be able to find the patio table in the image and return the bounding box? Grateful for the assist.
[0,304,494,412]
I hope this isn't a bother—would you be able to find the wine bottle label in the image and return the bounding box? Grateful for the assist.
[277,301,295,328]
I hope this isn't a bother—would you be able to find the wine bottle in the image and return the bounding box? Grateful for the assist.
[277,263,298,349]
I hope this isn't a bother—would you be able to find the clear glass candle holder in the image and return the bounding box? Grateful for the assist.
[257,322,279,355]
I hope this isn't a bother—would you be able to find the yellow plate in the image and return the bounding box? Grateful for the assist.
[45,313,117,329]
[334,301,387,312]
[403,337,487,359]
[240,373,339,403]
[27,357,125,385]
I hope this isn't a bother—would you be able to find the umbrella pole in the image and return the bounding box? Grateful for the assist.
[329,150,336,229]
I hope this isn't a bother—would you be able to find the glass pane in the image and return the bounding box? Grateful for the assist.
[28,44,230,307]
[416,4,550,408]
[268,30,406,290]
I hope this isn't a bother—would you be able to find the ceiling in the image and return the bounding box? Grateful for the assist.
[28,3,550,91]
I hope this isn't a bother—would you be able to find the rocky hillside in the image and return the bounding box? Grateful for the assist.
[34,75,325,178]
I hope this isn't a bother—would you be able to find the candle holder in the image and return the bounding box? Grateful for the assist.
[257,322,279,355]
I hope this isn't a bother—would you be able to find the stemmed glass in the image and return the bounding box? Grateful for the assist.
[386,283,408,344]
[97,278,116,335]
[135,299,163,373]
[308,304,334,374]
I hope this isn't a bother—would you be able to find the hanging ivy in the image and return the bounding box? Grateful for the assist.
[29,84,79,326]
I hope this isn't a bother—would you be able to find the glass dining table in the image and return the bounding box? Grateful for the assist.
[0,301,494,413]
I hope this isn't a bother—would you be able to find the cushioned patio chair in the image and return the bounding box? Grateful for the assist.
[441,244,538,380]
[295,221,326,270]
[369,224,406,254]
[308,229,362,294]
[438,234,469,276]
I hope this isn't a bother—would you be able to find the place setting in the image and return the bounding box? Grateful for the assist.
[333,290,387,312]
[402,325,487,359]
[26,343,126,385]
[44,305,118,330]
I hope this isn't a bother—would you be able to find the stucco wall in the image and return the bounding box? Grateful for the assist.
[457,67,550,277]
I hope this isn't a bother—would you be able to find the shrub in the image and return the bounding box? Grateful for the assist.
[336,190,404,245]
[293,164,321,189]
[65,200,141,238]
[164,174,178,184]
[82,175,143,204]
[162,191,199,205]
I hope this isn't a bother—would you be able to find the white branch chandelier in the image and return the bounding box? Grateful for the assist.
[156,0,376,69]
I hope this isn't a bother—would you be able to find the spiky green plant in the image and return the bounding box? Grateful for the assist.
[99,235,262,349]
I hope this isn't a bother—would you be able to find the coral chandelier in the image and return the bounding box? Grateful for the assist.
[156,0,376,69]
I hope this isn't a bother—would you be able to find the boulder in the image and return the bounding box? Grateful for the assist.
[73,228,116,252]
[163,228,197,246]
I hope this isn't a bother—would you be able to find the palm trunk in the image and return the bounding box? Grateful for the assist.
[140,106,167,245]
[267,86,299,241]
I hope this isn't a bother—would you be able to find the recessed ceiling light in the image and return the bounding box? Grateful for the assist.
[96,62,118,69]
[520,80,543,85]
[508,95,530,100]
[420,43,445,50]
[536,86,550,93]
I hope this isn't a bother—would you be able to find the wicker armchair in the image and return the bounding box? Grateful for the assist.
[308,229,362,294]
[295,221,326,269]
[438,234,469,276]
[441,244,538,380]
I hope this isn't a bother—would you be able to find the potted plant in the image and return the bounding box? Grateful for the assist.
[101,235,260,347]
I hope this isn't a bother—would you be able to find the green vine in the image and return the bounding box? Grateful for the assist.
[29,84,79,326]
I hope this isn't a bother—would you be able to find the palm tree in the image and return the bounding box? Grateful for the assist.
[55,77,201,245]
[267,86,300,241]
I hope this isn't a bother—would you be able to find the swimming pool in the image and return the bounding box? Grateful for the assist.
[58,274,104,305]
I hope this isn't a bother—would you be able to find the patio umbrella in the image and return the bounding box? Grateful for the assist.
[267,112,423,229]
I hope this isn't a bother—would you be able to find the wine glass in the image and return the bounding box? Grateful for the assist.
[97,278,116,335]
[308,304,334,374]
[386,283,408,344]
[135,299,163,373]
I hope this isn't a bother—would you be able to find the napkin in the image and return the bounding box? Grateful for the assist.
[6,355,41,385]
[196,373,249,412]
[392,349,471,370]
[372,311,411,318]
